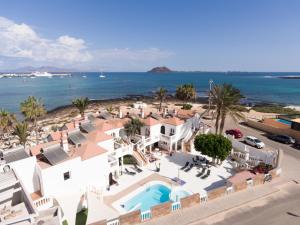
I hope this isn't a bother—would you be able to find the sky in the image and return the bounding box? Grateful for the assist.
[0,0,300,72]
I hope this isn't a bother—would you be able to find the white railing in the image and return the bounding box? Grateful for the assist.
[141,210,151,221]
[171,202,181,211]
[107,218,120,225]
[34,196,53,211]
[226,186,234,194]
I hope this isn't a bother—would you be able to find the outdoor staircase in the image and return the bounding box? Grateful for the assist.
[183,129,200,153]
[133,150,148,166]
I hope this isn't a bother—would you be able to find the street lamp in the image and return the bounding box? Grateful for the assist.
[208,79,214,112]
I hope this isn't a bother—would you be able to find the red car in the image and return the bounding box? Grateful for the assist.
[225,129,243,138]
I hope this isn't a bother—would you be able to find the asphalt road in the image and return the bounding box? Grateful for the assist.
[195,119,300,225]
[194,182,300,225]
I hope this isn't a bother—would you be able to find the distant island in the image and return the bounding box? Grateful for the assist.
[277,75,300,79]
[147,66,173,73]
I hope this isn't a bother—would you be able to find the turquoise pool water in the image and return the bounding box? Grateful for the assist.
[122,184,190,212]
[276,119,292,126]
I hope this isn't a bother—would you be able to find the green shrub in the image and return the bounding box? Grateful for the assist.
[76,209,88,225]
[202,104,216,110]
[63,220,68,225]
[194,134,232,162]
[181,103,193,110]
[230,105,249,112]
[123,155,137,165]
[252,105,300,114]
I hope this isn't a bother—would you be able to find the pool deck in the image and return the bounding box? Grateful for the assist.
[102,151,235,217]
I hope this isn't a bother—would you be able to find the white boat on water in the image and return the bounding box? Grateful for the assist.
[82,75,87,78]
[31,71,53,77]
[99,71,106,78]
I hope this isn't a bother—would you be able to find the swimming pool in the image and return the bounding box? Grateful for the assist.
[117,182,191,212]
[276,118,292,126]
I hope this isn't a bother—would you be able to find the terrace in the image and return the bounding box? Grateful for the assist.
[100,151,235,216]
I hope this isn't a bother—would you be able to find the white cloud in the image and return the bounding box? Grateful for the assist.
[0,16,173,70]
[94,48,173,61]
[0,16,92,64]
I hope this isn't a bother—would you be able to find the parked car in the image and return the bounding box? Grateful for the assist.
[269,134,295,144]
[244,136,265,149]
[225,129,243,138]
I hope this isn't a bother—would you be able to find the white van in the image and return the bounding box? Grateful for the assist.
[245,136,265,149]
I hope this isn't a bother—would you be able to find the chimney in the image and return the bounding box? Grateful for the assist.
[174,109,177,116]
[163,108,168,117]
[84,114,89,122]
[119,108,123,119]
[74,119,80,129]
[141,108,145,119]
[61,131,69,152]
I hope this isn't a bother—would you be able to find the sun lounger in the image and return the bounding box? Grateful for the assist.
[125,168,136,175]
[180,162,189,170]
[184,164,194,172]
[196,168,206,177]
[134,164,143,173]
[201,169,211,179]
[192,158,197,163]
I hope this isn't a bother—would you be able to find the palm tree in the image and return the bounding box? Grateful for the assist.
[124,118,144,139]
[14,122,29,148]
[106,105,114,114]
[155,87,168,112]
[211,84,244,135]
[0,109,16,137]
[175,84,197,102]
[72,97,89,118]
[20,96,46,142]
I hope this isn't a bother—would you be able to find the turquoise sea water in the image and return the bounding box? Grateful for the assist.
[0,72,300,113]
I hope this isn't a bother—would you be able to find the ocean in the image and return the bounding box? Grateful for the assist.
[0,72,299,113]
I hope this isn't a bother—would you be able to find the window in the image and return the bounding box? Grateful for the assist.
[63,171,71,180]
[170,128,175,136]
[160,126,165,134]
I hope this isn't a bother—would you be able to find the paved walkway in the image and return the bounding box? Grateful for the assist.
[86,190,119,224]
[142,179,285,225]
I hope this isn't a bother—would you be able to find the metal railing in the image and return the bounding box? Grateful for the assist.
[141,210,151,221]
[171,202,181,211]
[107,218,120,225]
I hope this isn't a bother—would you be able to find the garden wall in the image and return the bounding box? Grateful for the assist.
[180,193,200,208]
[119,210,141,225]
[151,201,172,218]
[246,119,300,141]
[97,169,281,225]
[207,186,226,200]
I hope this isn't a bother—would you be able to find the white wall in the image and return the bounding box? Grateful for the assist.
[39,157,83,196]
[6,156,39,194]
[98,139,114,153]
[81,153,110,189]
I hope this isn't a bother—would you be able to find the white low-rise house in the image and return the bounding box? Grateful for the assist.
[0,107,203,224]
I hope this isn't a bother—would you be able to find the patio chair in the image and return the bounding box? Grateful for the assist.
[196,168,206,177]
[192,158,197,163]
[125,168,136,175]
[180,162,189,170]
[201,170,211,179]
[134,164,143,173]
[184,164,194,172]
[196,156,200,161]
